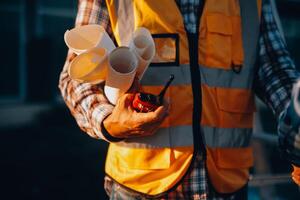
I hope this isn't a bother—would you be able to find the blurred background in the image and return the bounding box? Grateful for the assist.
[0,0,300,199]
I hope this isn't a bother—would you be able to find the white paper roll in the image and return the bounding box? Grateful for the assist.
[128,27,155,80]
[68,47,108,83]
[104,47,138,104]
[64,24,116,55]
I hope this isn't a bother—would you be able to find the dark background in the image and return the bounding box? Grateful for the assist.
[1,0,300,199]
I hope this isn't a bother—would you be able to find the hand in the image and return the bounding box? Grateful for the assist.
[278,111,300,166]
[278,112,300,186]
[292,165,300,186]
[103,93,169,138]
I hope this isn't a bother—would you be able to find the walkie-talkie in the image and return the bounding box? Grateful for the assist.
[132,75,175,113]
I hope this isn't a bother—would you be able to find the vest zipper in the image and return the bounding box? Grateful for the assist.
[185,1,207,160]
[186,33,207,159]
[105,3,208,198]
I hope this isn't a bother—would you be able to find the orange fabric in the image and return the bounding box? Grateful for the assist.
[202,84,255,128]
[106,144,193,195]
[205,13,233,68]
[206,147,253,193]
[292,165,300,186]
[141,85,193,127]
[257,0,262,19]
[130,0,190,64]
[231,16,244,66]
[105,0,259,195]
[199,0,244,69]
[141,84,255,128]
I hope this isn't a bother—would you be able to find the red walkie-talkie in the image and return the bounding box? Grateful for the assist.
[132,75,175,113]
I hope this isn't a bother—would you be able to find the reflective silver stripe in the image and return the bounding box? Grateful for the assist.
[112,0,259,88]
[115,0,135,46]
[141,65,191,86]
[116,125,193,148]
[200,64,254,89]
[203,126,253,148]
[142,64,253,89]
[169,126,194,147]
[200,0,260,89]
[115,125,252,148]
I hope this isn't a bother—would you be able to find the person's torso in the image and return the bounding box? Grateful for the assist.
[104,0,261,196]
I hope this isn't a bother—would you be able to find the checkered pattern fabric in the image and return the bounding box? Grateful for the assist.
[255,0,300,117]
[59,0,299,199]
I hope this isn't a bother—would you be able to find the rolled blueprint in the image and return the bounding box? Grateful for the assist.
[129,27,155,80]
[104,47,138,105]
[64,24,116,55]
[68,47,108,83]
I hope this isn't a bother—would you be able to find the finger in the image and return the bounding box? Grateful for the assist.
[145,105,169,123]
[292,176,300,186]
[155,102,170,118]
[118,93,135,108]
[161,98,170,111]
[142,121,162,136]
[154,99,170,115]
[133,99,169,123]
[293,172,300,180]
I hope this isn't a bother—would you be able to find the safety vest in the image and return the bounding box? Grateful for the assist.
[105,0,261,196]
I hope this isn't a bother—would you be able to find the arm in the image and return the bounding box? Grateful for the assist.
[59,0,116,141]
[59,0,169,141]
[254,0,300,185]
[254,0,299,118]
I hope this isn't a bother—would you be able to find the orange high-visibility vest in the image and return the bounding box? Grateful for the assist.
[105,0,262,196]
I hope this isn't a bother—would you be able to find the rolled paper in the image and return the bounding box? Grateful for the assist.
[128,27,155,80]
[64,24,116,55]
[68,47,108,83]
[104,47,138,105]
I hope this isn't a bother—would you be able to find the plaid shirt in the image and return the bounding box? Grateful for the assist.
[59,0,299,199]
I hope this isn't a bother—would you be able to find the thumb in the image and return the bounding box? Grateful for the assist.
[140,101,169,123]
[118,93,135,108]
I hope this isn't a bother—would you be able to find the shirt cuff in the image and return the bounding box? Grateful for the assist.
[101,115,125,142]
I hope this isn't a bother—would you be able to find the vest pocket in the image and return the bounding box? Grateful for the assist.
[205,13,233,69]
[202,13,244,70]
[216,88,255,114]
[216,147,253,169]
[206,147,253,193]
[215,88,255,128]
[120,147,172,170]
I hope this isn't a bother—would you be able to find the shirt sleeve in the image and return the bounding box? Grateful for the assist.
[254,0,300,118]
[58,0,116,142]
